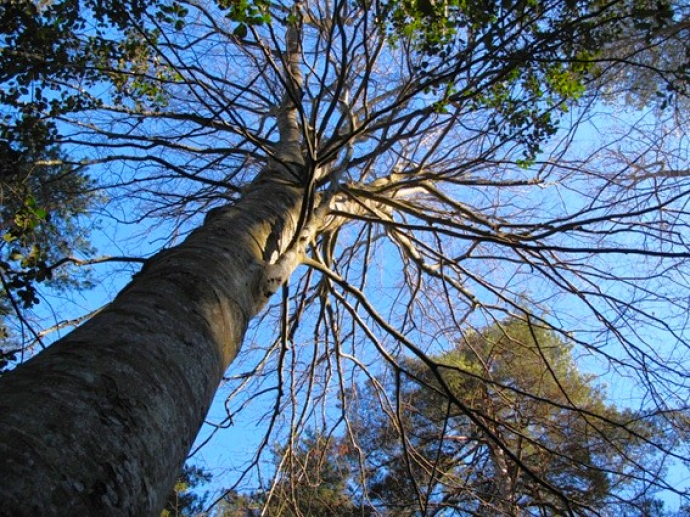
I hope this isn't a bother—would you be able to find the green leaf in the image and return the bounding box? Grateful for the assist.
[33,207,48,220]
[233,23,248,39]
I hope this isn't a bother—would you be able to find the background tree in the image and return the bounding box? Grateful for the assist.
[348,319,667,516]
[0,145,97,372]
[592,0,689,112]
[216,432,371,516]
[161,464,212,517]
[208,319,671,516]
[0,0,688,515]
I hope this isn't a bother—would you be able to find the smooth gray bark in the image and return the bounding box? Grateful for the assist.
[0,173,304,517]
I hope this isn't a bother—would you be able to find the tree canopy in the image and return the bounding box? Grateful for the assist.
[0,144,97,372]
[217,432,371,516]
[0,0,689,515]
[347,319,669,515]
[212,320,674,516]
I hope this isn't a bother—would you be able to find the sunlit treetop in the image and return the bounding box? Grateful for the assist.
[2,0,683,164]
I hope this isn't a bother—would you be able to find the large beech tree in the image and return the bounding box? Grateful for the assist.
[0,0,689,516]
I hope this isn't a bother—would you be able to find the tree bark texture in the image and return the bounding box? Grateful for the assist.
[0,173,304,517]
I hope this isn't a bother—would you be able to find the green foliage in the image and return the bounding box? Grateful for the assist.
[601,0,688,111]
[1,146,95,298]
[215,0,270,42]
[1,0,188,157]
[367,0,688,159]
[161,463,212,517]
[349,318,664,515]
[0,145,96,372]
[155,1,190,30]
[0,0,277,150]
[373,2,600,104]
[219,0,270,24]
[1,196,51,309]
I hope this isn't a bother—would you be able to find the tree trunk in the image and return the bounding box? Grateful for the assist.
[0,172,304,517]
